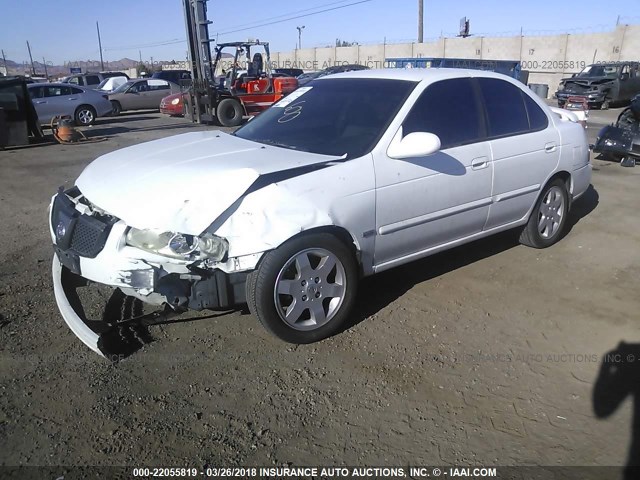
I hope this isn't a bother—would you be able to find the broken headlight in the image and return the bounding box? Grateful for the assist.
[125,228,228,261]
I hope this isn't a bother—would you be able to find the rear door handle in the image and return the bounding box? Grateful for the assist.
[471,157,488,170]
[68,97,77,100]
[35,100,46,104]
[545,142,557,153]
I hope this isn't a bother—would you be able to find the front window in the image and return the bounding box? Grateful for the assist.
[234,78,416,158]
[577,65,620,78]
[112,81,135,94]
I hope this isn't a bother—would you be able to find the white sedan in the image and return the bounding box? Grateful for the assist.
[49,69,591,354]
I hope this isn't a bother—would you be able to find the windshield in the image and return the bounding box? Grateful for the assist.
[234,78,416,158]
[111,81,134,94]
[577,65,620,78]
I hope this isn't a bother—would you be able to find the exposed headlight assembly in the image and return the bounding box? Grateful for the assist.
[126,228,228,261]
[171,98,181,105]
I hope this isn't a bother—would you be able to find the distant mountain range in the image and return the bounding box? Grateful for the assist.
[1,57,184,77]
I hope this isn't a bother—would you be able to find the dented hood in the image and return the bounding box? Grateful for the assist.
[76,131,341,234]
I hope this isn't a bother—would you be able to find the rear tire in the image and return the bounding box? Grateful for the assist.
[74,105,96,126]
[247,233,358,344]
[216,98,243,127]
[519,178,569,249]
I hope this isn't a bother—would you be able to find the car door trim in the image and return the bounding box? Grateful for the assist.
[378,197,493,235]
[492,184,541,203]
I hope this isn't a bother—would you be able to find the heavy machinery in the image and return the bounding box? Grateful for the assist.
[182,0,297,126]
[197,41,298,127]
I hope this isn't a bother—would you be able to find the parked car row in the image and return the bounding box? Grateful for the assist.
[28,77,181,126]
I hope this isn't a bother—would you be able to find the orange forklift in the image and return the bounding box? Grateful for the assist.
[188,41,298,127]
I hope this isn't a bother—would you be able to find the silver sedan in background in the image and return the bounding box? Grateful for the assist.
[27,83,113,126]
[108,79,180,115]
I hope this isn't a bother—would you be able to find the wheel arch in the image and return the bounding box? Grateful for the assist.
[279,225,363,273]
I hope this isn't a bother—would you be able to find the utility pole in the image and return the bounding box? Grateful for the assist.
[418,0,424,43]
[297,25,305,50]
[42,57,48,78]
[1,49,7,76]
[96,21,105,71]
[26,41,36,76]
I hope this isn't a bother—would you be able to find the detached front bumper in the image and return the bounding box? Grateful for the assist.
[52,256,104,356]
[50,189,251,355]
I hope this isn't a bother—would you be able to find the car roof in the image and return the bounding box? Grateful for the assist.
[28,82,86,88]
[317,68,519,83]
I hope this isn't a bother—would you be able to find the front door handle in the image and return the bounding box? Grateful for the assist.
[545,142,557,153]
[35,100,46,104]
[471,157,488,170]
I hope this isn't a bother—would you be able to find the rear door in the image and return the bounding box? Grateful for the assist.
[84,74,101,89]
[143,79,171,109]
[479,77,560,230]
[619,64,640,101]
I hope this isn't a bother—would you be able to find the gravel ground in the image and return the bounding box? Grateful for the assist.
[0,107,639,472]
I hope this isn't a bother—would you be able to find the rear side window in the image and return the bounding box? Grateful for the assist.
[85,75,100,85]
[44,86,72,97]
[148,79,170,90]
[478,78,529,137]
[403,78,483,149]
[29,86,44,99]
[70,87,84,95]
[522,93,548,130]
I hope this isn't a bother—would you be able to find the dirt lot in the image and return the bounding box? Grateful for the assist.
[1,107,639,473]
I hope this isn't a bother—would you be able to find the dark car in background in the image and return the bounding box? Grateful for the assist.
[274,68,304,78]
[151,70,191,85]
[109,78,180,115]
[61,71,130,89]
[556,62,640,109]
[298,64,369,86]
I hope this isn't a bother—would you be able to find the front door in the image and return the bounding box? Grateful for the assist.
[373,77,493,268]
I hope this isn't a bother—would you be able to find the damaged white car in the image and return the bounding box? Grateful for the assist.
[50,69,591,355]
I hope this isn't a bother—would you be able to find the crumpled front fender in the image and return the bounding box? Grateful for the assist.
[214,183,334,257]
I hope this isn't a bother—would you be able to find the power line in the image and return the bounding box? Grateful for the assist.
[103,0,367,52]
[215,0,355,32]
[216,0,374,37]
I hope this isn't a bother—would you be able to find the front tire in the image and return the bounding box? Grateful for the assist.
[247,233,358,343]
[111,100,122,116]
[216,98,243,127]
[74,105,96,126]
[519,178,569,248]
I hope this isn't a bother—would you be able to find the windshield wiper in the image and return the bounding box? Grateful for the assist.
[255,139,300,151]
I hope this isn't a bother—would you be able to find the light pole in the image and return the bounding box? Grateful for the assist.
[296,25,305,50]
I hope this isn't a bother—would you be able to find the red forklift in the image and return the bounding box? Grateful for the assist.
[187,41,298,127]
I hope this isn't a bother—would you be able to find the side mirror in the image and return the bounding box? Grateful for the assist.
[387,130,441,159]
